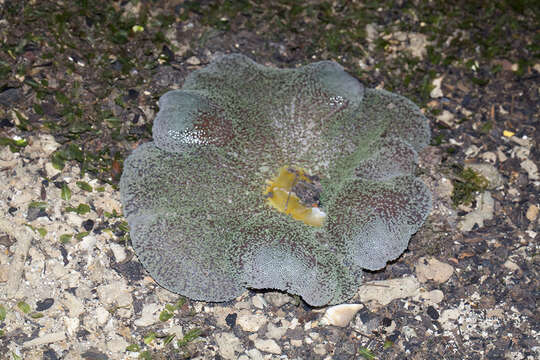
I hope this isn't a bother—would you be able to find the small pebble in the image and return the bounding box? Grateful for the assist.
[245,348,264,360]
[215,332,243,360]
[266,322,288,339]
[526,204,538,222]
[237,311,267,332]
[134,303,162,327]
[225,313,237,328]
[416,257,454,283]
[82,219,94,231]
[252,294,267,309]
[503,260,520,272]
[186,56,201,65]
[414,289,445,305]
[36,298,54,311]
[264,292,291,307]
[22,332,66,348]
[357,276,420,308]
[109,242,127,263]
[426,305,439,320]
[26,207,47,221]
[254,338,281,354]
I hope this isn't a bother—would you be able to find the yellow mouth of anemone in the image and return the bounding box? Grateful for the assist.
[264,166,326,227]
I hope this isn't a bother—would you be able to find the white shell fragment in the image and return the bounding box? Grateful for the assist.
[319,303,363,327]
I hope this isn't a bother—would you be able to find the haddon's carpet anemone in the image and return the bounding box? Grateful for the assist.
[120,54,431,306]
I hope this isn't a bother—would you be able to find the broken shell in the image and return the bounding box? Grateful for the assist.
[319,303,363,327]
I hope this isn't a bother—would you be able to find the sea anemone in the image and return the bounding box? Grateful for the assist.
[120,54,431,306]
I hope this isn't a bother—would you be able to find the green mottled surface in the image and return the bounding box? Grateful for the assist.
[120,54,431,306]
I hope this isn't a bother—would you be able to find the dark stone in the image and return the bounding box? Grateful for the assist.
[112,260,144,282]
[40,101,58,116]
[8,206,17,215]
[128,125,150,136]
[53,181,67,189]
[82,219,95,231]
[461,94,472,107]
[60,245,69,265]
[126,89,139,101]
[332,337,357,359]
[110,60,123,71]
[0,234,16,247]
[387,330,400,343]
[113,229,126,237]
[27,206,48,221]
[162,45,174,61]
[43,348,59,360]
[132,296,144,315]
[285,327,304,340]
[0,87,22,107]
[152,66,185,87]
[12,326,39,345]
[81,349,109,360]
[365,317,381,332]
[130,113,140,124]
[427,305,439,320]
[77,328,91,339]
[0,118,14,128]
[36,298,54,311]
[359,309,371,323]
[382,317,392,327]
[225,313,237,328]
[66,287,77,295]
[487,348,505,359]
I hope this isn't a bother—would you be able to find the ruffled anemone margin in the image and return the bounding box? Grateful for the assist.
[120,54,431,306]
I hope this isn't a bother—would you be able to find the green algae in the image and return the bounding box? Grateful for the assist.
[120,54,431,306]
[452,167,489,207]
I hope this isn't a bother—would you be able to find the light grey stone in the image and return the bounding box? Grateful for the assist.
[503,260,520,272]
[109,242,127,263]
[314,343,327,355]
[215,332,244,360]
[440,308,460,331]
[430,76,444,98]
[521,159,539,181]
[63,292,85,317]
[107,333,129,353]
[0,219,33,298]
[64,317,80,336]
[96,306,110,325]
[134,303,161,327]
[458,191,494,231]
[23,332,66,348]
[254,338,281,354]
[416,257,454,283]
[265,322,288,339]
[357,276,420,309]
[264,292,291,307]
[402,325,418,340]
[96,281,133,317]
[414,289,444,305]
[186,56,201,65]
[246,348,264,360]
[237,311,267,332]
[437,110,455,128]
[252,294,267,309]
